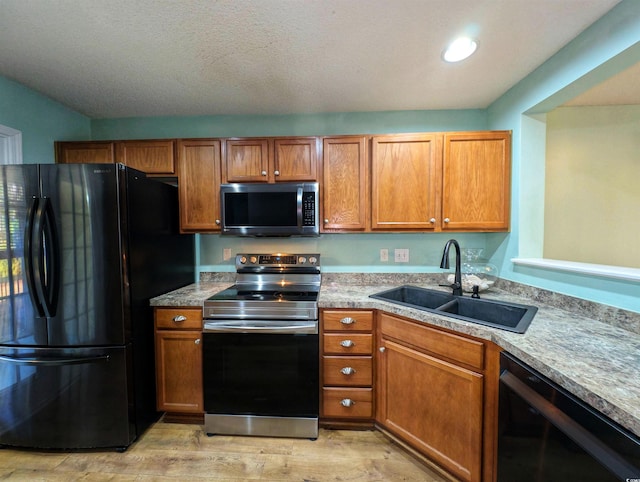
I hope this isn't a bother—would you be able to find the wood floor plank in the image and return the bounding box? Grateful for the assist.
[0,421,450,481]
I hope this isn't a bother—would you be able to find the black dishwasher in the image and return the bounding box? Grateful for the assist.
[498,352,640,481]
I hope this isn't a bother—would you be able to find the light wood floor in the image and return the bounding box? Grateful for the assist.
[0,420,451,481]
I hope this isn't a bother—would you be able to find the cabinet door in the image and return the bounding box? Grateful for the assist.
[273,137,318,182]
[442,131,511,231]
[322,136,368,231]
[377,337,483,482]
[177,139,222,232]
[224,138,270,182]
[155,330,203,413]
[116,140,175,176]
[55,142,115,164]
[371,134,440,230]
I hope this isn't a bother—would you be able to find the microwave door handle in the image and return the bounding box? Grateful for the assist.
[296,186,303,228]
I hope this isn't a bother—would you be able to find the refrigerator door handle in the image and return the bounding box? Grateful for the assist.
[24,196,45,317]
[0,354,110,366]
[32,196,60,318]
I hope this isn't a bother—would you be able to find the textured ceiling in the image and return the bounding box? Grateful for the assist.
[0,0,625,119]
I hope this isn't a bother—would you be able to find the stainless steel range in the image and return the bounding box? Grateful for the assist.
[202,253,320,439]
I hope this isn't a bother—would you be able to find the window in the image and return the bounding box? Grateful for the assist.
[0,124,23,165]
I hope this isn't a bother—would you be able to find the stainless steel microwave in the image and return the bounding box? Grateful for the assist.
[220,182,319,236]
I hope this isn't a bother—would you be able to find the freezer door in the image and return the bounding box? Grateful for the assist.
[0,165,48,346]
[39,164,126,346]
[0,345,135,449]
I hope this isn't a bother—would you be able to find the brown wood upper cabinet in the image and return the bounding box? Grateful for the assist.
[176,139,222,233]
[323,130,511,233]
[322,136,368,231]
[56,139,176,177]
[223,137,319,183]
[371,133,441,231]
[441,131,511,231]
[56,141,115,164]
[115,140,176,176]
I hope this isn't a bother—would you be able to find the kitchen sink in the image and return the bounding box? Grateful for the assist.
[370,285,537,333]
[369,285,456,309]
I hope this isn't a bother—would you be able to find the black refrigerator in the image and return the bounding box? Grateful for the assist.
[0,163,194,450]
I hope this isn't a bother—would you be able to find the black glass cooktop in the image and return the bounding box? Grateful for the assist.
[207,286,319,302]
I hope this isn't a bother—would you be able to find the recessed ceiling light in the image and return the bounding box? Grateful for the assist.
[442,37,478,63]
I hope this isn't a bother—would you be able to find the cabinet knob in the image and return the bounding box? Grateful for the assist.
[430,218,436,223]
[261,170,267,176]
[379,347,386,353]
[340,399,355,407]
[324,218,329,224]
[172,315,187,322]
[195,338,201,345]
[444,217,450,223]
[274,170,280,176]
[340,317,355,325]
[340,367,356,375]
[215,219,221,225]
[340,340,354,348]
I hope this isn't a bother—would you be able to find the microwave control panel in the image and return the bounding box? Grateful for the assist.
[302,191,316,226]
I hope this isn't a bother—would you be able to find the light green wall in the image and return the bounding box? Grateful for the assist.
[90,109,487,139]
[544,105,640,268]
[487,0,640,312]
[0,75,90,163]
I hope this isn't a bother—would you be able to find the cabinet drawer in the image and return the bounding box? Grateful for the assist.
[379,312,484,371]
[322,310,374,332]
[323,333,372,355]
[323,356,372,386]
[155,308,203,330]
[322,387,373,419]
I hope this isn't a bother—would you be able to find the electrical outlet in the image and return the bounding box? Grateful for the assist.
[223,248,232,261]
[394,248,409,262]
[380,248,389,262]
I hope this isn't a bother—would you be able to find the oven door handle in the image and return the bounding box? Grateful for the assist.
[203,321,318,334]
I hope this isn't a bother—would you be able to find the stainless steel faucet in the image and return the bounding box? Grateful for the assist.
[440,239,462,296]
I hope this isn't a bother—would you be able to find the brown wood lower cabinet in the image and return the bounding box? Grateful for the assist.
[320,309,375,427]
[376,311,500,482]
[154,307,204,422]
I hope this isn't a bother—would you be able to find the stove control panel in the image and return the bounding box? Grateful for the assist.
[237,253,320,268]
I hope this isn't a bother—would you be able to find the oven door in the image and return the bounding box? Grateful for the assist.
[202,321,319,418]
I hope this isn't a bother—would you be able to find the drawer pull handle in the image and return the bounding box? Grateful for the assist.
[340,367,356,376]
[340,398,355,407]
[340,317,355,325]
[340,340,354,348]
[172,315,187,322]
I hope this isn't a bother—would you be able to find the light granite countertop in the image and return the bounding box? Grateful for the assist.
[150,272,640,438]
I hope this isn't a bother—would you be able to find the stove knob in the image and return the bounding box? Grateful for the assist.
[309,256,317,264]
[239,256,247,264]
[250,256,258,264]
[298,256,307,264]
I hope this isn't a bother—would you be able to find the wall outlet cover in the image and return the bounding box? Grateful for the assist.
[394,248,409,262]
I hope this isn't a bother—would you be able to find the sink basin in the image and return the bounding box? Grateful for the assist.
[369,285,455,309]
[370,285,537,333]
